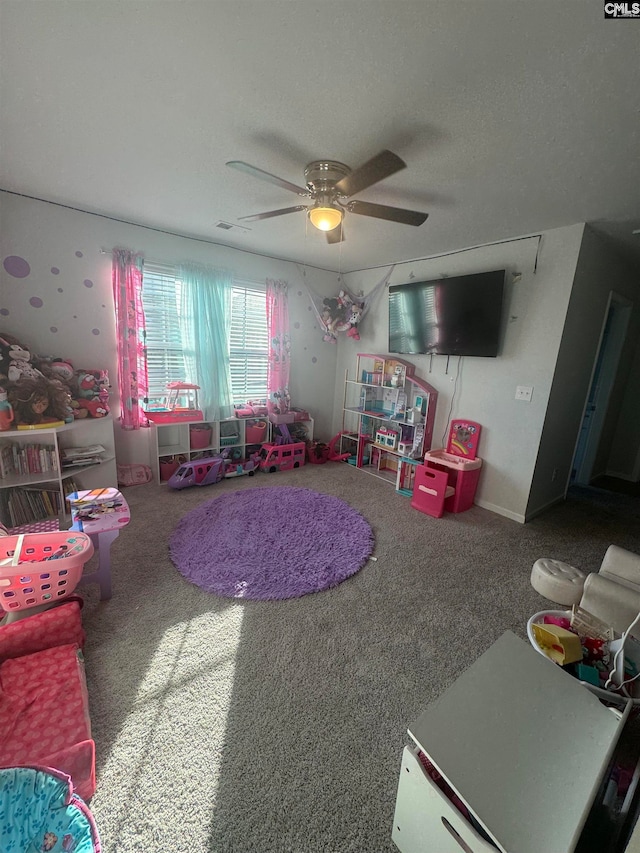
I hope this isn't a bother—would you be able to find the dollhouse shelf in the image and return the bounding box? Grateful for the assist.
[340,354,438,496]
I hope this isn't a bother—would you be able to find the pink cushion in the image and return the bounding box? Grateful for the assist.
[0,599,85,661]
[0,642,95,800]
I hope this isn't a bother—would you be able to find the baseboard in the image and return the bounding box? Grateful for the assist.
[474,498,526,524]
[524,494,565,522]
[605,470,637,483]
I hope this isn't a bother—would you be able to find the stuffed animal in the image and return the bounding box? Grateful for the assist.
[346,303,363,340]
[74,369,110,417]
[6,344,43,382]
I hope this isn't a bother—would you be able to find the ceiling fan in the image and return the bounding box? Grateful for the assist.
[226,149,428,244]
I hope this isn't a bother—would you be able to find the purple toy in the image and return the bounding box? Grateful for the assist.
[167,455,226,489]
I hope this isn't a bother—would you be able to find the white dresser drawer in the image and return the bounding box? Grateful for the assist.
[392,746,499,853]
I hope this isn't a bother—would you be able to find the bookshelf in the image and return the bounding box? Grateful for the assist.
[0,416,117,528]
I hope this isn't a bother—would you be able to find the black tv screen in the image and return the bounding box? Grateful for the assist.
[388,270,505,357]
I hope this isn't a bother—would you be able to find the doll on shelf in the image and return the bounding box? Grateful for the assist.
[7,375,73,426]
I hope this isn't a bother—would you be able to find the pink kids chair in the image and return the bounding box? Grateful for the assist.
[411,467,455,519]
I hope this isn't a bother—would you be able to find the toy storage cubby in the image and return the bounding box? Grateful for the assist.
[150,415,313,483]
[0,416,117,528]
[340,354,438,495]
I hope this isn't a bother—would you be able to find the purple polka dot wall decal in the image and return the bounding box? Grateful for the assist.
[3,256,31,278]
[50,326,58,333]
[92,328,100,335]
[312,356,317,363]
[58,288,64,293]
[0,308,9,316]
[29,297,43,308]
[75,251,83,258]
[294,321,300,329]
[51,267,60,275]
[298,290,302,296]
[83,279,93,288]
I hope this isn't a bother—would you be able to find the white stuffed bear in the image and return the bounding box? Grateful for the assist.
[7,344,43,382]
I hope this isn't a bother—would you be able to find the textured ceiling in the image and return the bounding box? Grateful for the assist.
[1,1,639,273]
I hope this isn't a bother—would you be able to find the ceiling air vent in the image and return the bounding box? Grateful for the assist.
[215,220,251,231]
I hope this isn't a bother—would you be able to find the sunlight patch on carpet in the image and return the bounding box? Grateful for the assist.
[91,607,245,851]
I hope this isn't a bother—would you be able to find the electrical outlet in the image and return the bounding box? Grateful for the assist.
[515,385,533,402]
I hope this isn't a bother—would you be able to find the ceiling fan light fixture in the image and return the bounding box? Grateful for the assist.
[308,204,343,232]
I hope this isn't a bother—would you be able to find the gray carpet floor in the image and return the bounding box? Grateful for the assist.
[78,465,640,852]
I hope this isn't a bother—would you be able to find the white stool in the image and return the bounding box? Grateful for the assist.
[530,558,586,606]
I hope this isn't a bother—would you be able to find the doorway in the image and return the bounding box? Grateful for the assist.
[571,292,632,486]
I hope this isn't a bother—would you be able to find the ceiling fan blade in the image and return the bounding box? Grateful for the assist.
[347,199,428,226]
[334,150,406,197]
[326,223,345,244]
[238,205,308,222]
[226,161,308,196]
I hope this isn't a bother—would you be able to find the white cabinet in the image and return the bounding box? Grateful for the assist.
[392,631,636,853]
[149,416,314,483]
[0,416,117,528]
[341,354,438,495]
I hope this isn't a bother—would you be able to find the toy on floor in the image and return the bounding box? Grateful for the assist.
[0,766,101,852]
[259,427,306,472]
[224,451,261,478]
[167,454,225,489]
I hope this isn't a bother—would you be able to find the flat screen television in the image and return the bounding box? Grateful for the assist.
[388,269,506,357]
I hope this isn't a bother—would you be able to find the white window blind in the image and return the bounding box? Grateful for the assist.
[141,264,186,406]
[229,284,268,405]
[141,263,268,407]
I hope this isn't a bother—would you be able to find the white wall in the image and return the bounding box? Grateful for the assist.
[336,224,585,522]
[0,192,338,465]
[527,226,640,516]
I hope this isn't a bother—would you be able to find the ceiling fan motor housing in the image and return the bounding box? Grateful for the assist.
[304,160,351,198]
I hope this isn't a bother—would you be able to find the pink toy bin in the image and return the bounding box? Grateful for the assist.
[246,419,267,444]
[0,531,94,613]
[160,456,181,480]
[190,424,212,449]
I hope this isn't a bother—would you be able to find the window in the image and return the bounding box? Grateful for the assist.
[141,263,268,408]
[141,264,185,407]
[229,284,268,405]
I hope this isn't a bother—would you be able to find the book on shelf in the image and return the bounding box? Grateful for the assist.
[60,445,106,467]
[0,440,58,479]
[0,477,80,528]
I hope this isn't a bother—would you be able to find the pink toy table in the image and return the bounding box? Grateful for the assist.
[68,487,131,600]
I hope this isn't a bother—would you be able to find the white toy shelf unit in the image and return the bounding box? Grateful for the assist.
[340,354,438,496]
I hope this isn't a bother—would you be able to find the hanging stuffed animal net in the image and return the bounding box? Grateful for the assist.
[304,267,394,343]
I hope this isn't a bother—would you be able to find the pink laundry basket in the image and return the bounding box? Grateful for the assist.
[0,532,94,613]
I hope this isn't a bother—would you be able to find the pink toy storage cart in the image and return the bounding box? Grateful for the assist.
[412,420,483,518]
[0,531,94,614]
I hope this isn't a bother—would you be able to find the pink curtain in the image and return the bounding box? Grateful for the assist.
[266,279,291,414]
[112,248,148,429]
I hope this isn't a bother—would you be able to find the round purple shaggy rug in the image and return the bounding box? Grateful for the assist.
[169,486,374,600]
